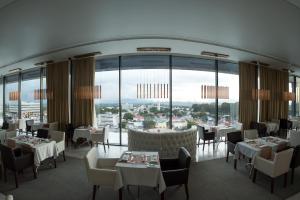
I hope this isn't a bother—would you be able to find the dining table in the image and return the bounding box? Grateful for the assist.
[11,135,58,167]
[72,128,96,142]
[115,151,166,198]
[210,125,238,142]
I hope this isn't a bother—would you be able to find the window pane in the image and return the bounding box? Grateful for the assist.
[172,57,216,129]
[42,74,47,122]
[0,79,3,124]
[121,55,170,145]
[5,80,19,121]
[95,58,120,144]
[21,78,40,122]
[296,77,300,116]
[217,62,239,126]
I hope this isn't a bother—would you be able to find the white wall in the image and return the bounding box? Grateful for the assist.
[0,0,299,73]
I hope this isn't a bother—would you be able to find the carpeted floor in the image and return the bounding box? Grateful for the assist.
[1,156,300,200]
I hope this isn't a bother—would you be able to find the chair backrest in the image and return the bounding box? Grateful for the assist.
[2,121,9,129]
[65,123,74,135]
[0,144,16,170]
[37,129,49,139]
[291,145,300,168]
[289,130,300,147]
[273,148,294,177]
[197,125,205,139]
[26,119,34,126]
[227,131,242,144]
[250,121,259,129]
[49,130,65,142]
[280,118,292,129]
[257,123,267,137]
[178,147,191,169]
[244,129,258,140]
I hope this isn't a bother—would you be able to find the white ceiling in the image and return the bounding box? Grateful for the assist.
[0,0,14,9]
[0,0,300,75]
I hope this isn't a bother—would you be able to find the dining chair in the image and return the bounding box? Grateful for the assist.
[84,147,121,200]
[252,148,294,193]
[36,129,49,139]
[226,131,243,168]
[90,126,110,153]
[160,147,191,199]
[197,125,215,150]
[49,130,66,162]
[290,145,300,184]
[243,129,258,140]
[65,123,75,147]
[25,120,34,136]
[0,144,37,188]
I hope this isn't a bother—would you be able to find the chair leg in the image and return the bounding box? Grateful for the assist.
[53,158,57,168]
[63,151,66,161]
[119,188,122,200]
[226,150,229,162]
[4,167,7,182]
[103,143,106,153]
[92,185,97,200]
[14,171,18,188]
[234,159,237,170]
[184,183,189,199]
[203,141,205,151]
[33,165,37,179]
[107,139,110,148]
[291,168,295,184]
[284,173,288,187]
[160,191,165,200]
[252,169,257,183]
[271,178,274,193]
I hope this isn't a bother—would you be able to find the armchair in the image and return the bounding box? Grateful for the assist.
[243,129,258,140]
[0,144,36,188]
[84,147,121,200]
[90,125,110,153]
[197,125,215,150]
[290,145,300,184]
[226,131,243,168]
[160,147,191,199]
[49,131,66,161]
[252,148,294,193]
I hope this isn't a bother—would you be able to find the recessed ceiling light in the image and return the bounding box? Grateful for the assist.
[137,47,171,52]
[201,51,229,58]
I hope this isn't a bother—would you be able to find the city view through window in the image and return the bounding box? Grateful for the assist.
[95,56,239,145]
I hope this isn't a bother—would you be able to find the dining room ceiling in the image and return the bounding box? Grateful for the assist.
[286,0,300,8]
[0,0,300,75]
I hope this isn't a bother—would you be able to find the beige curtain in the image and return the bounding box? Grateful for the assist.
[260,66,288,121]
[46,61,69,130]
[72,57,95,127]
[239,62,258,129]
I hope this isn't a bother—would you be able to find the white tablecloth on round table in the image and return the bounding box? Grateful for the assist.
[72,128,93,142]
[115,151,166,193]
[210,126,237,141]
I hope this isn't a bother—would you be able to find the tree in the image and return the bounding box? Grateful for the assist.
[123,112,133,121]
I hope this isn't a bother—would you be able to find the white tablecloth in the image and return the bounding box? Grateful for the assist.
[261,122,279,134]
[234,137,289,160]
[13,136,58,166]
[291,120,300,129]
[73,128,93,142]
[115,151,166,193]
[210,126,237,142]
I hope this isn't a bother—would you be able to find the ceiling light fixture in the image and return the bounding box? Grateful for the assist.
[35,60,54,66]
[137,47,171,52]
[9,68,22,73]
[201,51,229,58]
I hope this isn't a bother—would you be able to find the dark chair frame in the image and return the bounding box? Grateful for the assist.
[160,147,191,200]
[197,125,215,151]
[290,145,300,184]
[0,144,37,188]
[226,131,243,169]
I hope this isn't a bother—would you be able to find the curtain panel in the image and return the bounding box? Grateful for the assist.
[46,61,69,130]
[259,66,288,121]
[72,57,95,127]
[239,62,258,129]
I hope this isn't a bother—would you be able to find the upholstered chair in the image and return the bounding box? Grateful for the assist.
[5,131,17,143]
[90,125,110,152]
[197,125,215,150]
[160,147,191,199]
[252,148,294,193]
[289,130,300,147]
[84,147,121,200]
[226,131,243,168]
[290,145,300,184]
[243,129,259,140]
[0,144,36,188]
[49,131,66,161]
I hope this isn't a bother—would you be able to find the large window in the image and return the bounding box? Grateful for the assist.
[42,70,47,122]
[21,70,41,122]
[95,58,120,144]
[5,75,19,121]
[217,61,239,126]
[0,78,3,125]
[94,55,240,146]
[172,57,215,129]
[121,55,170,145]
